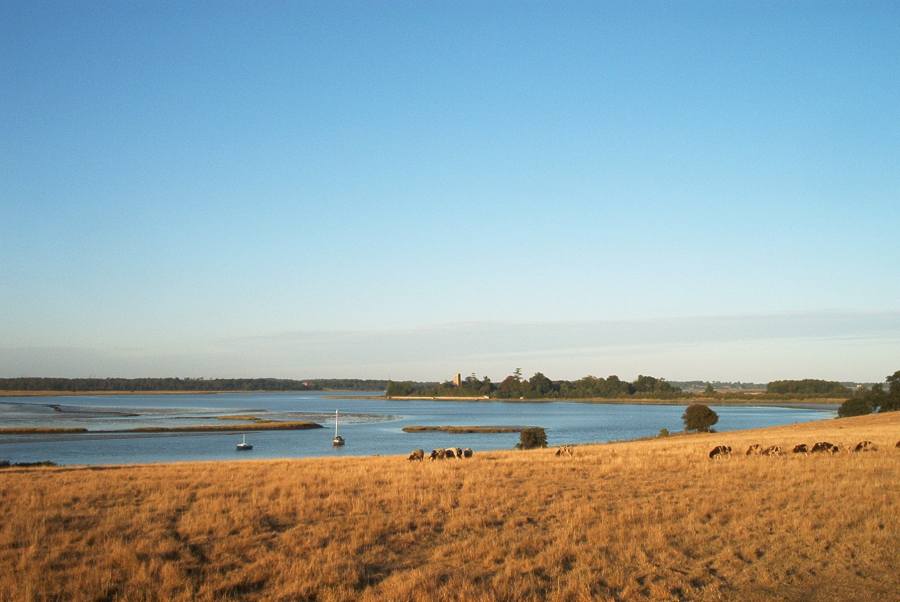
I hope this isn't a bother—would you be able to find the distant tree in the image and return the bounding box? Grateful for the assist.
[704,383,716,396]
[633,375,681,397]
[682,404,718,432]
[513,368,523,381]
[496,375,523,399]
[385,381,418,397]
[517,427,547,449]
[658,428,670,437]
[766,379,850,396]
[528,372,555,397]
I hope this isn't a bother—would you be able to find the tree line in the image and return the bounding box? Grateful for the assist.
[386,370,682,399]
[767,379,850,396]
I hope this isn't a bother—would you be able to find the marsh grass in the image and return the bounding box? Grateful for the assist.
[401,425,530,433]
[0,427,88,434]
[1,413,897,601]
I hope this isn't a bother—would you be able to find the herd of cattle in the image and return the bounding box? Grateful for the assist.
[408,447,474,461]
[407,440,900,461]
[708,439,899,459]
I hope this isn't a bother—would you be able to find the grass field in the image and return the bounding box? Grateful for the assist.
[1,413,897,601]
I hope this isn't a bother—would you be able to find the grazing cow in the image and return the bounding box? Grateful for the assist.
[455,447,463,459]
[444,448,457,459]
[746,444,762,456]
[762,445,783,456]
[430,449,447,461]
[811,442,839,454]
[854,440,877,453]
[708,445,732,460]
[407,449,425,462]
[555,446,575,457]
[793,444,809,454]
[462,448,473,458]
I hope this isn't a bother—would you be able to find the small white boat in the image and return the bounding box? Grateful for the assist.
[332,409,345,446]
[236,434,253,451]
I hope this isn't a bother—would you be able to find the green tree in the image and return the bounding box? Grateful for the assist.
[883,371,900,412]
[704,383,716,396]
[682,404,719,432]
[517,427,547,449]
[528,372,555,397]
[837,396,875,418]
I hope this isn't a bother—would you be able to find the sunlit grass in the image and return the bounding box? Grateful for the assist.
[1,413,897,601]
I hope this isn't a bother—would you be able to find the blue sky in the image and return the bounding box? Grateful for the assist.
[2,2,899,381]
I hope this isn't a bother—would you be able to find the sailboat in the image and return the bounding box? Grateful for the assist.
[332,409,345,446]
[236,433,253,451]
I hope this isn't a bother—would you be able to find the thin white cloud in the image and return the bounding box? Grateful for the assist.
[1,310,898,381]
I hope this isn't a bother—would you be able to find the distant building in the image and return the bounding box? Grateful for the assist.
[452,373,462,387]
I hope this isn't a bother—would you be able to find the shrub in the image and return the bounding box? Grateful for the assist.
[658,428,670,437]
[682,404,718,432]
[838,397,874,418]
[517,427,547,449]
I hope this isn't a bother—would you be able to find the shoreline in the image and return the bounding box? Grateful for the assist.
[0,389,321,397]
[0,410,890,470]
[0,421,324,435]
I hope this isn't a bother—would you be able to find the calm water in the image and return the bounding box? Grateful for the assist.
[0,392,835,465]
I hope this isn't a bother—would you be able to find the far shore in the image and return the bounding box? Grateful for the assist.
[0,390,842,409]
[0,390,324,397]
[384,395,842,408]
[0,389,378,398]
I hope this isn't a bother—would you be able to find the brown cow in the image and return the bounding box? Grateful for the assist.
[408,449,425,461]
[793,444,809,454]
[708,445,732,459]
[454,447,463,459]
[746,444,762,456]
[462,448,473,458]
[556,446,575,457]
[854,440,877,453]
[811,442,839,454]
[430,449,446,461]
[444,448,457,459]
[762,445,783,456]
[895,440,900,448]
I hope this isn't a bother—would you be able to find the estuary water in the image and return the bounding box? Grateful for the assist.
[0,391,835,465]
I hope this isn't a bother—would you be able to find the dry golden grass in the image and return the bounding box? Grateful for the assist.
[1,413,898,602]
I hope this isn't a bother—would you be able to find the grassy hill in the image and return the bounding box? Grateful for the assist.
[1,413,897,601]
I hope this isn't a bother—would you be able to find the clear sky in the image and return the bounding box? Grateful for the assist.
[2,2,899,382]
